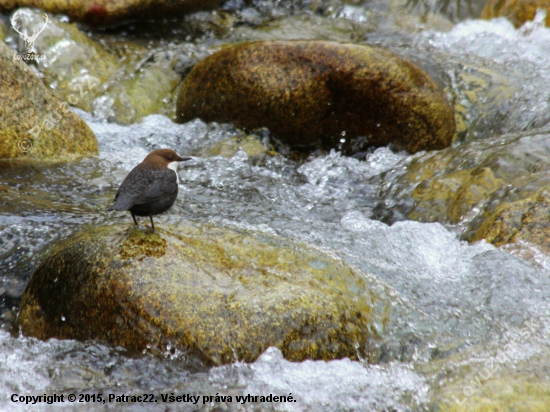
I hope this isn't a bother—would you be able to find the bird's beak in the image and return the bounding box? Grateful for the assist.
[178,156,193,162]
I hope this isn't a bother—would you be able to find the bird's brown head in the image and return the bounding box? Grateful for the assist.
[142,149,191,169]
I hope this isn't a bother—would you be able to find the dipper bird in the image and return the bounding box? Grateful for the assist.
[107,149,191,231]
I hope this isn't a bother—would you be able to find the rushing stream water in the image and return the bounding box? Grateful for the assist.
[3,4,550,411]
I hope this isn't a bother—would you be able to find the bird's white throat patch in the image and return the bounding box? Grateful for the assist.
[168,161,180,183]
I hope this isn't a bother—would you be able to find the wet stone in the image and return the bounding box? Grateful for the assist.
[0,18,6,40]
[0,40,97,159]
[481,0,550,28]
[9,8,179,124]
[192,132,278,159]
[17,224,385,366]
[176,40,456,156]
[375,130,550,253]
[464,176,550,252]
[0,0,222,25]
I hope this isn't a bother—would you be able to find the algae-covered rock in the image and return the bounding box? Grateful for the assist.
[481,0,550,28]
[407,167,506,224]
[464,175,550,251]
[17,224,384,365]
[434,376,550,411]
[0,0,221,25]
[10,8,179,124]
[176,41,456,156]
[375,130,550,252]
[416,317,548,410]
[432,357,550,411]
[0,18,6,40]
[0,40,97,159]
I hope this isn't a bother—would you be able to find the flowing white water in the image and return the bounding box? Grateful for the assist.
[420,11,550,134]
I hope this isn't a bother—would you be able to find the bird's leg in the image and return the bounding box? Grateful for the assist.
[149,214,155,232]
[131,212,139,227]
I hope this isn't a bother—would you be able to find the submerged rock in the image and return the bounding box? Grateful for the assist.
[481,0,550,28]
[0,0,221,25]
[444,61,520,144]
[375,130,550,253]
[0,40,97,159]
[431,342,550,411]
[0,18,6,40]
[17,224,384,365]
[434,375,550,411]
[193,131,277,159]
[464,174,550,251]
[9,8,179,124]
[226,13,380,43]
[95,50,180,123]
[405,165,506,225]
[9,8,119,113]
[176,41,456,156]
[397,0,485,23]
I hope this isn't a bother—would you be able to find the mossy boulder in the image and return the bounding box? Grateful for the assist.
[481,0,550,28]
[17,224,384,365]
[176,41,456,156]
[0,40,97,159]
[0,0,221,25]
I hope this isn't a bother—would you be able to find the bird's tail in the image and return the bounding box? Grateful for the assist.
[107,201,128,211]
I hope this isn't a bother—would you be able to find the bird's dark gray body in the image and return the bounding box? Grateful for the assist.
[107,149,190,231]
[107,166,178,216]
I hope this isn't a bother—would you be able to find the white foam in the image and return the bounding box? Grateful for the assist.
[214,347,429,411]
